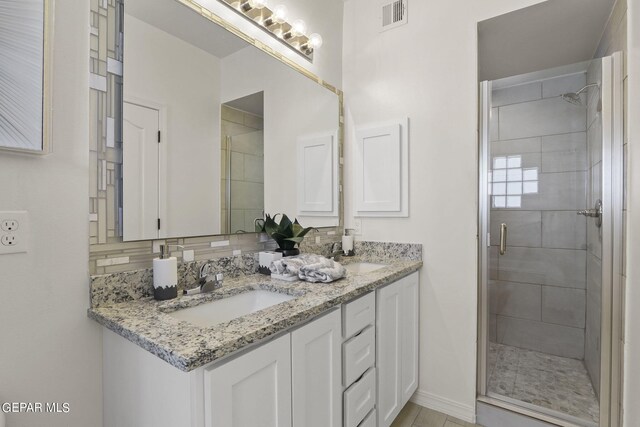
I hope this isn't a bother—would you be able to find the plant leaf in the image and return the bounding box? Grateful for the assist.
[279,214,293,232]
[264,214,280,236]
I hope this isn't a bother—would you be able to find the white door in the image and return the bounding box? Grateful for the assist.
[291,309,342,427]
[377,280,402,427]
[401,272,419,404]
[205,334,292,427]
[123,102,159,241]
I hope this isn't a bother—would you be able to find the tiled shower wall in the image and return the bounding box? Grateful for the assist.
[489,72,589,359]
[220,105,264,234]
[88,0,343,276]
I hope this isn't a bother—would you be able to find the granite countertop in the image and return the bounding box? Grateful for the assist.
[88,257,422,372]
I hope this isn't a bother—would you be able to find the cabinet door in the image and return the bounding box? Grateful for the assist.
[401,272,419,404]
[292,309,342,427]
[205,334,291,427]
[377,280,402,427]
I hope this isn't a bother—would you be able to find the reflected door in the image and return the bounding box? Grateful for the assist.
[123,102,160,241]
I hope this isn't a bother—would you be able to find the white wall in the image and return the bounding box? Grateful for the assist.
[342,0,546,421]
[124,14,222,238]
[221,46,340,227]
[0,1,103,426]
[623,0,639,424]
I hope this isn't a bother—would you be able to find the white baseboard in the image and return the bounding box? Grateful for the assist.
[410,389,476,423]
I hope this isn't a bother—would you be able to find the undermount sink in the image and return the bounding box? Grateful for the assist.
[343,262,387,274]
[168,290,295,328]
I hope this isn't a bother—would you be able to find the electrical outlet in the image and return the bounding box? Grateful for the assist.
[1,235,17,246]
[0,211,28,255]
[1,219,18,232]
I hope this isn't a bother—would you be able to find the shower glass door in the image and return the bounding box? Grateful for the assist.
[478,54,623,427]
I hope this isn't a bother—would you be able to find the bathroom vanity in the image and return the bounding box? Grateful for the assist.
[85,1,423,425]
[90,251,421,427]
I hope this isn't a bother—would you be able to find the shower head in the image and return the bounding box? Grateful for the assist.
[561,92,583,105]
[559,83,600,106]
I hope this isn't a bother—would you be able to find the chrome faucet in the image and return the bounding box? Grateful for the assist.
[330,241,343,261]
[184,263,224,295]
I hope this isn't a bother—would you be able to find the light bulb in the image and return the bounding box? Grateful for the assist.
[291,19,307,36]
[272,5,288,24]
[308,33,323,49]
[248,0,268,9]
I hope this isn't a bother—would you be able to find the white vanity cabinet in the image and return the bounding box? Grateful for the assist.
[342,292,377,427]
[291,309,342,427]
[207,309,342,427]
[102,272,420,427]
[205,334,292,427]
[376,271,420,427]
[102,309,342,427]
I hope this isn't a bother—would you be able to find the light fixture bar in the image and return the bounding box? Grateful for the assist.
[218,0,318,61]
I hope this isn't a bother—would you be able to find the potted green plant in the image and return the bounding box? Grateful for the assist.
[255,214,314,257]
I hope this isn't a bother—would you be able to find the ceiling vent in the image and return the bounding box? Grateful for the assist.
[381,0,407,32]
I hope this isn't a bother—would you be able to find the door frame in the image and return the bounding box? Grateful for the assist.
[476,80,491,398]
[123,96,168,239]
[475,53,625,427]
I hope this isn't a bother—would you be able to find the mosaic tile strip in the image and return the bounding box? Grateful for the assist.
[89,240,421,307]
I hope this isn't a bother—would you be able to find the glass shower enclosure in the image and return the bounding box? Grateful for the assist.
[477,54,624,427]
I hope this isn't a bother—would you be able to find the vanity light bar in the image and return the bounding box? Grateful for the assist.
[219,0,322,61]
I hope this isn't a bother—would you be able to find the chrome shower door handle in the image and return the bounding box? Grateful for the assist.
[499,223,507,255]
[577,199,603,228]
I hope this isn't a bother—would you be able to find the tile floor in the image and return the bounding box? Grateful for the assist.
[487,342,599,423]
[391,402,481,427]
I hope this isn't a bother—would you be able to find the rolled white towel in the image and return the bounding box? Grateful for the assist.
[270,254,346,283]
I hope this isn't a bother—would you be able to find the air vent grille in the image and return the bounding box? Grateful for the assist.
[381,0,407,31]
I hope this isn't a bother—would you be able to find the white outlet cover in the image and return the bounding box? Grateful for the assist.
[0,211,29,255]
[183,250,195,262]
[152,240,166,254]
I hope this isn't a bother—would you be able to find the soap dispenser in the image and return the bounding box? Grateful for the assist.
[153,245,181,300]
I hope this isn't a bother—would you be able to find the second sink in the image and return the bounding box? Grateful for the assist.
[344,262,387,274]
[168,290,295,327]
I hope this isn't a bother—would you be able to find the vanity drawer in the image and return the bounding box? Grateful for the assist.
[343,292,375,338]
[358,409,376,427]
[343,367,376,427]
[343,325,375,386]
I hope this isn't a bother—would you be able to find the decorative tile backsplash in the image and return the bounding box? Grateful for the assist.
[89,0,123,248]
[88,0,344,275]
[89,240,423,307]
[89,226,342,275]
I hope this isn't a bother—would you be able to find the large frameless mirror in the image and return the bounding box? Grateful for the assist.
[121,0,340,241]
